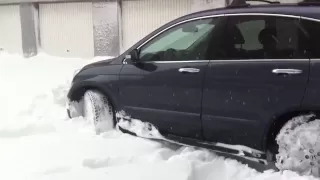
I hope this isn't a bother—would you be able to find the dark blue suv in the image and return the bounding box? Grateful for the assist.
[67,0,320,176]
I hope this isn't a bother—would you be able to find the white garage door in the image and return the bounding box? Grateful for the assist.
[39,3,94,58]
[0,5,22,54]
[122,0,192,52]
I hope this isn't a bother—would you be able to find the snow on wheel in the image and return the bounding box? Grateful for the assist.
[276,114,320,177]
[83,90,115,134]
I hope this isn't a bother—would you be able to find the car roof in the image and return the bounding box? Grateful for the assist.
[180,3,320,20]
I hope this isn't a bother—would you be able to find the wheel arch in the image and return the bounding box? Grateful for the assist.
[265,108,320,156]
[68,81,121,112]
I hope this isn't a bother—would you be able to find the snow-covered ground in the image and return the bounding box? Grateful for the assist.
[0,52,317,180]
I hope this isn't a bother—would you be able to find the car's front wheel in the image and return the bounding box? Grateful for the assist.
[68,90,115,134]
[276,115,320,177]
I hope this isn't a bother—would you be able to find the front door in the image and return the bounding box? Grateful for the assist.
[119,16,225,138]
[202,14,310,150]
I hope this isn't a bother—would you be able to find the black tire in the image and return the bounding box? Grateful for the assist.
[83,90,115,134]
[275,114,320,177]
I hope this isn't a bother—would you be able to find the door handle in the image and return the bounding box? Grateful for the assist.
[178,68,200,73]
[272,69,302,75]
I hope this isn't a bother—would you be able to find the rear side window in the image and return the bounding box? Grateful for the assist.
[215,15,308,60]
[300,19,320,58]
[237,20,265,51]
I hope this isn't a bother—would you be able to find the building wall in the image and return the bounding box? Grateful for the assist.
[0,5,23,54]
[121,0,193,52]
[20,3,38,57]
[93,1,119,57]
[0,0,121,58]
[39,2,94,58]
[0,0,302,58]
[191,0,226,12]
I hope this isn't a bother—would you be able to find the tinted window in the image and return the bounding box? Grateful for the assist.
[300,19,320,58]
[215,15,308,60]
[139,17,221,61]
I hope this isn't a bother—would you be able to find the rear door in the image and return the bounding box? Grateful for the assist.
[119,16,225,138]
[300,18,320,108]
[202,14,310,150]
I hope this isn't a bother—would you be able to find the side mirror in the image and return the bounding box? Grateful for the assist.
[125,49,139,64]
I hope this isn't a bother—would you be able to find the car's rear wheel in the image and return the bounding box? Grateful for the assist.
[69,90,115,134]
[275,114,320,177]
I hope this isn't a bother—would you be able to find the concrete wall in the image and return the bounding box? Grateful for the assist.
[0,5,23,54]
[20,3,38,57]
[93,1,119,56]
[0,0,97,4]
[0,0,303,5]
[6,0,120,57]
[192,0,226,12]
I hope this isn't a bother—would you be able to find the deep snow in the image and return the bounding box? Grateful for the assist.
[276,114,320,177]
[0,52,317,180]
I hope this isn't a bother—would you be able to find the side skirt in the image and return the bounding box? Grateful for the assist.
[117,126,269,165]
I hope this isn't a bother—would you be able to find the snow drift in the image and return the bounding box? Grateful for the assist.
[0,52,317,180]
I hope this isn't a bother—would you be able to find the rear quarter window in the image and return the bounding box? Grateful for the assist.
[300,19,320,58]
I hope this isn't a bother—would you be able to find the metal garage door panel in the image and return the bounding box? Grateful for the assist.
[122,0,192,52]
[0,5,22,54]
[39,3,94,58]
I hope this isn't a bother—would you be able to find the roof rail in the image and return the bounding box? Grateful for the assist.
[228,0,280,7]
[298,0,320,6]
[247,0,280,4]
